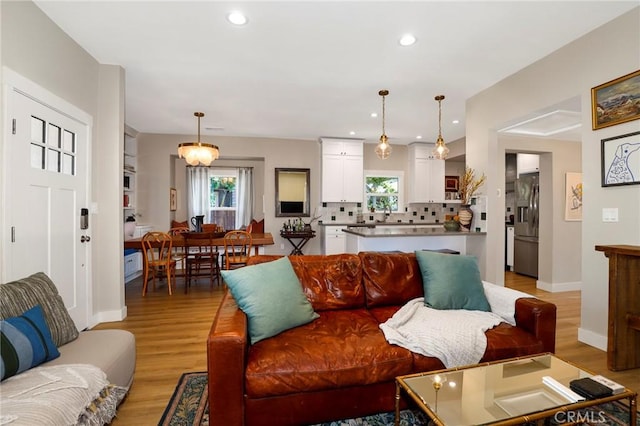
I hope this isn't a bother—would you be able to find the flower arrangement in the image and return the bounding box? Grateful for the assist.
[458,166,486,205]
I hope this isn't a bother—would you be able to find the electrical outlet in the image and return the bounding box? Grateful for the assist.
[280,243,285,250]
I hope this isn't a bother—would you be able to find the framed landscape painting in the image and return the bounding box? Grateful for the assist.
[591,69,640,130]
[600,131,640,187]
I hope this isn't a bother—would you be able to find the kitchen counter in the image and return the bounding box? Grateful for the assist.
[318,221,441,227]
[342,227,486,238]
[343,226,486,255]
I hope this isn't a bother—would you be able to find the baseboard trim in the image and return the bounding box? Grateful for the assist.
[536,280,582,292]
[91,306,128,328]
[578,328,607,351]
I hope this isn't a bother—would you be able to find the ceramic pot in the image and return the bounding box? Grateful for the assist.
[124,221,136,239]
[458,204,473,232]
[443,220,460,232]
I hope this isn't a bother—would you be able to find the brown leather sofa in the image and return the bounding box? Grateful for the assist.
[207,252,557,425]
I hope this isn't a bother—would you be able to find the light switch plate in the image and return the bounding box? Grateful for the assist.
[602,208,619,222]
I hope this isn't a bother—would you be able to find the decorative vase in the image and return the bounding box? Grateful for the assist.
[457,204,473,232]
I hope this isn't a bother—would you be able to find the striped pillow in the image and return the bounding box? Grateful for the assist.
[1,305,60,381]
[0,272,79,346]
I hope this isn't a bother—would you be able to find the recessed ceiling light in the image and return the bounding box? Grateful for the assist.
[227,11,247,26]
[349,131,356,135]
[371,112,378,118]
[399,34,416,46]
[452,120,459,124]
[416,135,422,139]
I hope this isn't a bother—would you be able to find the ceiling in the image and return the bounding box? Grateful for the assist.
[34,1,637,145]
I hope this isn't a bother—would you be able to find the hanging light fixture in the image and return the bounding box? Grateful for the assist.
[376,89,392,160]
[432,95,449,160]
[178,112,220,166]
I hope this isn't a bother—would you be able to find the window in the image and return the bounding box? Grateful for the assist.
[365,170,403,212]
[209,169,237,230]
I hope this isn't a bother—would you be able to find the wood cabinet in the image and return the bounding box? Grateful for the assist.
[407,143,445,203]
[595,245,640,371]
[321,138,363,203]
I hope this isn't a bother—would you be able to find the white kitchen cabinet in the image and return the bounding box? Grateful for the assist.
[517,153,539,176]
[321,138,363,203]
[322,226,346,255]
[407,143,445,203]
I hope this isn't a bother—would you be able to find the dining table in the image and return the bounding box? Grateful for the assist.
[124,232,275,256]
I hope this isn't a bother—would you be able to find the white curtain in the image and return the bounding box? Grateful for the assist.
[187,167,210,225]
[236,167,253,228]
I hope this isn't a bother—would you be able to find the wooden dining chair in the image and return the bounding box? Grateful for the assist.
[141,232,176,296]
[168,226,190,272]
[181,232,221,292]
[223,230,253,270]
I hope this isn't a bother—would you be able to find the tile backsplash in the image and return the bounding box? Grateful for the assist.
[316,202,465,225]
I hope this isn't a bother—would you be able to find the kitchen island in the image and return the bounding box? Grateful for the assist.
[343,226,486,255]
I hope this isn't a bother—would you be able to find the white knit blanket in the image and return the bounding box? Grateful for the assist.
[0,364,110,426]
[380,283,529,368]
[482,281,531,326]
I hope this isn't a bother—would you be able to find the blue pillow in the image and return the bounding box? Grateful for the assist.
[415,250,491,312]
[1,305,61,381]
[221,257,319,344]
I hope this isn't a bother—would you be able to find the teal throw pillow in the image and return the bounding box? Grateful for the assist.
[221,257,319,344]
[1,305,61,381]
[415,250,491,312]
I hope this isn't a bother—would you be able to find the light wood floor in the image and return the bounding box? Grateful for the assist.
[94,271,639,425]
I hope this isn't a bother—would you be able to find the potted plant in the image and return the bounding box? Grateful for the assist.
[457,167,486,231]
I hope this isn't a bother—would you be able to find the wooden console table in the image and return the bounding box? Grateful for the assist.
[595,244,640,371]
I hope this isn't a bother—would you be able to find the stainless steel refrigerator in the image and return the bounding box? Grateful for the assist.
[514,172,539,278]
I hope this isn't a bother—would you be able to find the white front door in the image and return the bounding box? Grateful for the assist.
[3,78,91,330]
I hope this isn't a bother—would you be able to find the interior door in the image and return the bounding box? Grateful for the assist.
[4,85,90,330]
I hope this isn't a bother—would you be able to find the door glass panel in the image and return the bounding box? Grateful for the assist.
[31,116,45,143]
[63,130,75,152]
[48,124,61,147]
[63,153,74,175]
[31,144,45,169]
[48,148,60,172]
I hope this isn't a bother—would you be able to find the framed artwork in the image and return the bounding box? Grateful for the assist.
[591,69,640,130]
[170,188,177,211]
[601,131,640,187]
[444,176,459,192]
[564,172,582,221]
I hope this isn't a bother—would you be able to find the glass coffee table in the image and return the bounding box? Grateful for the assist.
[395,354,637,425]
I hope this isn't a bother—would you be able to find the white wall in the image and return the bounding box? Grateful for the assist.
[466,7,640,349]
[136,133,322,255]
[1,1,126,323]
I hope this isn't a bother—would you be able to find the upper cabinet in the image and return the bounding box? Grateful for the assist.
[321,138,364,203]
[517,153,539,176]
[407,143,445,203]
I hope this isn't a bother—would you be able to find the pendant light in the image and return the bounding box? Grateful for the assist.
[177,112,220,166]
[432,95,449,160]
[376,89,392,160]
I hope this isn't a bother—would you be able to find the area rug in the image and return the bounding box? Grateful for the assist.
[159,372,639,426]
